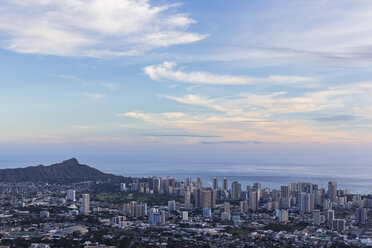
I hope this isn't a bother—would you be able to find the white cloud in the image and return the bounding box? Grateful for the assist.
[165,82,372,117]
[120,81,371,143]
[212,1,372,65]
[144,61,315,85]
[117,111,356,143]
[83,93,106,100]
[0,0,206,57]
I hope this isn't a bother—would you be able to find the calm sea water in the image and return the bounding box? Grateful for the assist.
[0,154,371,194]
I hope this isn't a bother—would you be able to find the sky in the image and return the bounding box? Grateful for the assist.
[0,0,372,164]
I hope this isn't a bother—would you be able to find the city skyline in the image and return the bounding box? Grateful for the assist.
[0,0,372,162]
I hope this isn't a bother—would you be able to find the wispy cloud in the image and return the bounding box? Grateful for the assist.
[59,74,80,81]
[119,79,372,143]
[83,93,106,100]
[313,115,356,122]
[71,125,95,129]
[199,140,268,145]
[0,0,206,57]
[101,82,117,91]
[59,74,117,91]
[144,61,315,85]
[207,1,372,66]
[118,111,356,143]
[141,134,221,138]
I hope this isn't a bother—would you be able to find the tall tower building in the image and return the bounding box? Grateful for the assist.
[67,189,76,202]
[327,209,335,224]
[313,209,321,225]
[80,194,90,215]
[201,187,216,209]
[195,188,202,209]
[184,188,191,209]
[186,177,192,188]
[120,183,126,192]
[281,185,290,198]
[212,177,218,190]
[298,192,314,213]
[153,178,161,193]
[197,177,203,189]
[130,201,137,217]
[224,202,230,213]
[356,208,368,224]
[240,200,249,213]
[223,177,228,191]
[231,181,242,200]
[328,181,337,202]
[249,191,258,211]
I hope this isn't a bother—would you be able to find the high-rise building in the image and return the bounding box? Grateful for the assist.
[186,177,192,188]
[195,188,202,209]
[67,189,76,202]
[249,191,258,211]
[130,201,137,217]
[202,208,212,217]
[327,209,335,224]
[313,209,321,225]
[298,193,314,213]
[201,187,216,209]
[280,197,291,209]
[221,212,231,220]
[80,194,90,215]
[168,177,176,188]
[240,200,249,213]
[184,189,191,209]
[120,183,126,192]
[168,200,176,211]
[253,182,262,200]
[328,181,337,202]
[136,204,144,218]
[276,209,289,222]
[281,185,290,198]
[197,177,203,189]
[149,209,166,226]
[315,189,325,205]
[224,202,231,213]
[153,178,161,193]
[182,211,188,221]
[223,177,228,191]
[231,181,241,200]
[162,178,170,193]
[356,208,368,225]
[332,219,346,232]
[133,178,139,192]
[212,177,218,190]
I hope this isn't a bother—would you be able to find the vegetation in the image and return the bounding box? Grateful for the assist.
[264,222,308,232]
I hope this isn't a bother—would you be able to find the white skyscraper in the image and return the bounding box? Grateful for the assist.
[276,209,289,222]
[168,200,176,211]
[80,194,90,215]
[67,189,76,202]
[182,211,188,221]
[313,209,321,225]
[120,183,126,192]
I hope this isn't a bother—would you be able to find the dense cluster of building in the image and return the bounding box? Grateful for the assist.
[0,176,371,247]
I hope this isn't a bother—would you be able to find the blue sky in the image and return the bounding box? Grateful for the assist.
[0,0,372,160]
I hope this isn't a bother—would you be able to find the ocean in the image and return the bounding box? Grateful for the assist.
[0,154,371,194]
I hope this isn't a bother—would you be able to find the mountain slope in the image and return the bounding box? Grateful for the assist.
[0,158,119,182]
